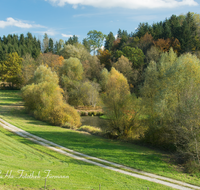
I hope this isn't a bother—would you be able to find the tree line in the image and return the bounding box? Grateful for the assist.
[0,33,41,61]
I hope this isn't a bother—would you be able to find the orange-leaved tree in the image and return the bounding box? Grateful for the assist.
[137,32,153,54]
[37,52,64,73]
[153,38,181,54]
[97,49,112,71]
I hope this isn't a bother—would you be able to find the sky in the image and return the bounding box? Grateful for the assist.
[0,0,199,43]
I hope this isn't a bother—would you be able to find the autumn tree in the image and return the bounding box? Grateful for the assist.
[153,38,181,54]
[60,43,103,82]
[0,52,23,88]
[60,56,102,107]
[153,38,170,52]
[114,46,145,95]
[133,12,199,53]
[113,55,133,84]
[137,32,153,54]
[112,38,121,52]
[103,67,136,137]
[37,52,64,73]
[97,49,112,71]
[22,65,81,127]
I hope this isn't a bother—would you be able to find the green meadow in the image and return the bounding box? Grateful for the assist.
[0,90,199,189]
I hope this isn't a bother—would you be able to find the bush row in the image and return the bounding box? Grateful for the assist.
[78,110,104,116]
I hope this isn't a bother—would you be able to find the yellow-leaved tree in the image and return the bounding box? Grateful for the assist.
[0,52,23,89]
[113,55,133,84]
[103,67,140,138]
[22,65,81,127]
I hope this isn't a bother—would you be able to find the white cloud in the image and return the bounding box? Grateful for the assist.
[0,17,45,29]
[62,33,73,38]
[45,0,198,9]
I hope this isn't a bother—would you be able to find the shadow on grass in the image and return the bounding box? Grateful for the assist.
[0,103,24,106]
[3,122,169,174]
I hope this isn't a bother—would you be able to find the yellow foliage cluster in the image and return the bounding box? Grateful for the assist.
[106,67,130,98]
[0,52,23,88]
[22,65,81,127]
[103,67,138,137]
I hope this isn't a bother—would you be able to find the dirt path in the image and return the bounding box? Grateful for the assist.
[0,118,200,190]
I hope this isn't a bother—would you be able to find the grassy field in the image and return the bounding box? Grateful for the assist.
[0,90,200,189]
[0,125,176,190]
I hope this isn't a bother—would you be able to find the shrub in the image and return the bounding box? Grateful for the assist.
[78,125,102,135]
